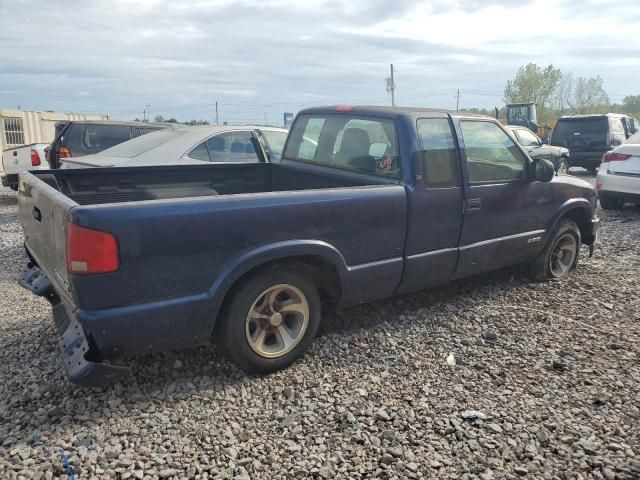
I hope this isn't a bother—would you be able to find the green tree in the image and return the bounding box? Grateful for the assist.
[503,63,561,121]
[154,114,165,123]
[622,95,640,115]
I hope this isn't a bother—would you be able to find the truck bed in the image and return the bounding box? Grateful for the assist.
[18,162,407,347]
[30,162,383,205]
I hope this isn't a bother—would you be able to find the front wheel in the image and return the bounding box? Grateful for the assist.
[215,268,321,373]
[530,219,581,281]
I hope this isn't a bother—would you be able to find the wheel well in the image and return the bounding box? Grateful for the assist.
[217,255,343,322]
[561,208,591,241]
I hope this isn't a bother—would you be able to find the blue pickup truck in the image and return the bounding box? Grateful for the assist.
[17,106,599,385]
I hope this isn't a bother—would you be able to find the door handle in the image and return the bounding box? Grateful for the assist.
[465,198,482,212]
[33,206,42,222]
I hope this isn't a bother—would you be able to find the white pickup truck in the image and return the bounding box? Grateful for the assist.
[1,143,49,189]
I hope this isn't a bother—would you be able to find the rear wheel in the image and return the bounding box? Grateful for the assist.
[530,219,581,281]
[600,194,624,210]
[215,268,321,373]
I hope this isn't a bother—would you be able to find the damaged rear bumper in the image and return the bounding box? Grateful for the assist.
[584,216,600,258]
[18,264,129,386]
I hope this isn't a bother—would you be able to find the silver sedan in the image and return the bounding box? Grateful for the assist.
[59,124,289,168]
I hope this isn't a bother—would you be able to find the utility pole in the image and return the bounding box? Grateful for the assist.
[144,104,150,121]
[390,64,395,106]
[456,89,460,111]
[215,102,219,125]
[386,64,396,107]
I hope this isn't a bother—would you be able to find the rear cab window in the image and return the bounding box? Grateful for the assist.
[284,114,400,178]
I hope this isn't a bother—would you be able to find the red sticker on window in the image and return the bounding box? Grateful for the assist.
[379,154,393,170]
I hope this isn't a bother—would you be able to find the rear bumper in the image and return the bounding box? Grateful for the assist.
[597,168,640,198]
[17,260,215,386]
[583,216,600,257]
[18,263,130,386]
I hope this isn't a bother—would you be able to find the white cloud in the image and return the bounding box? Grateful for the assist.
[0,0,638,122]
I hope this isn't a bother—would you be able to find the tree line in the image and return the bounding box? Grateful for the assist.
[133,115,211,126]
[500,63,638,122]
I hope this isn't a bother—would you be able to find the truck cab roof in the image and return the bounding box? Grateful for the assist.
[299,105,491,121]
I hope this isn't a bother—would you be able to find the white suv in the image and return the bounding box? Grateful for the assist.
[596,131,640,210]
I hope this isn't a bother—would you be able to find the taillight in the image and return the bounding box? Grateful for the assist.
[30,149,41,166]
[58,146,72,158]
[602,152,631,163]
[595,183,601,192]
[67,224,119,274]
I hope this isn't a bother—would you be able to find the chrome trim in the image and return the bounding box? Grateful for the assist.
[349,257,403,272]
[406,247,458,260]
[460,230,546,251]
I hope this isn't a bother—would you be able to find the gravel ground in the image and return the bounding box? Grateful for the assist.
[0,182,639,480]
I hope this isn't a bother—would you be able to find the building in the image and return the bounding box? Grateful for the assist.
[0,109,110,152]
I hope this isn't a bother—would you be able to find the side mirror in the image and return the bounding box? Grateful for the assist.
[533,159,555,182]
[540,138,548,145]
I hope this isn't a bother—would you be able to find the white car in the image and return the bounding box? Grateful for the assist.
[1,143,49,189]
[59,125,289,168]
[596,131,640,210]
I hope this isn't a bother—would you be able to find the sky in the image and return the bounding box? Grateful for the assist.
[1,0,638,124]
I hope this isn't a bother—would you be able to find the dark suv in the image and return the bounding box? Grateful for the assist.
[549,114,639,172]
[47,121,168,168]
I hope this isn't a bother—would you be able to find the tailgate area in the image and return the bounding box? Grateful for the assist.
[18,171,78,300]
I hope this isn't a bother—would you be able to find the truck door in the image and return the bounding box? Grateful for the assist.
[397,116,464,294]
[453,120,552,279]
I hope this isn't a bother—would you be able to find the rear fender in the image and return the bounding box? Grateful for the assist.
[207,240,349,323]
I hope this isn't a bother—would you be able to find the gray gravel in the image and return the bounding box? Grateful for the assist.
[1,183,639,480]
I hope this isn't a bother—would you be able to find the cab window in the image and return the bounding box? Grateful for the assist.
[417,118,460,188]
[460,121,527,184]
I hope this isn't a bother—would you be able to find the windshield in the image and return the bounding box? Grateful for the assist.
[97,128,187,158]
[283,114,400,178]
[552,117,608,137]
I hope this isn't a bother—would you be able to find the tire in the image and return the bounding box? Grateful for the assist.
[557,158,570,175]
[599,194,624,210]
[587,166,598,174]
[215,267,321,374]
[530,219,581,281]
